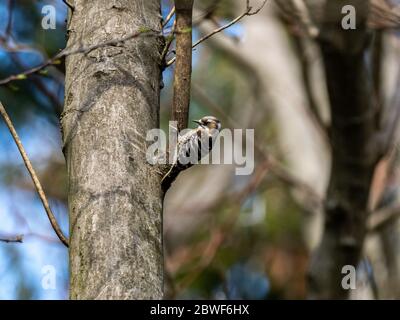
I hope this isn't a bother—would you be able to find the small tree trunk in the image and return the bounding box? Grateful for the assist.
[61,0,164,299]
[308,1,378,299]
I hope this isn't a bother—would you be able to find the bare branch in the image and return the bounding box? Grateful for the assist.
[368,205,400,232]
[291,0,319,38]
[62,0,74,11]
[7,51,63,115]
[370,0,400,29]
[0,234,23,244]
[0,101,69,247]
[0,28,161,86]
[290,34,328,137]
[192,0,224,25]
[166,0,268,66]
[161,20,176,66]
[163,6,176,28]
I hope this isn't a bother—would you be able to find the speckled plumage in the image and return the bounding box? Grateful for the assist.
[162,116,221,184]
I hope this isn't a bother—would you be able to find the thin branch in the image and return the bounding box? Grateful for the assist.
[0,28,161,86]
[368,204,400,232]
[291,35,327,137]
[166,0,268,66]
[192,0,224,25]
[275,0,324,134]
[62,0,75,11]
[370,0,400,29]
[0,101,69,247]
[163,6,176,28]
[0,234,23,243]
[8,51,63,115]
[161,20,177,66]
[290,0,319,38]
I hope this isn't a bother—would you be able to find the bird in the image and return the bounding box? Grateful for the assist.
[161,115,221,186]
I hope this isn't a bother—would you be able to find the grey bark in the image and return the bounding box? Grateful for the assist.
[61,0,164,299]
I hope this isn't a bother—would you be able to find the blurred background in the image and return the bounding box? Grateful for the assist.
[0,0,399,299]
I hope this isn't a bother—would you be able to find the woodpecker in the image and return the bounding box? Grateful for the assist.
[161,116,221,186]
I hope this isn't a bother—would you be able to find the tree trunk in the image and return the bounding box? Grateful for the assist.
[61,0,164,299]
[307,0,378,299]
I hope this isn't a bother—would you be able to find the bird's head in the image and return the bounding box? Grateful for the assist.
[193,116,221,132]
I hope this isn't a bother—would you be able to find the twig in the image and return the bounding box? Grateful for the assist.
[161,20,177,66]
[8,51,63,115]
[166,0,268,66]
[0,234,23,243]
[62,0,75,11]
[290,30,328,138]
[370,0,400,29]
[290,0,319,38]
[192,0,224,25]
[0,28,161,86]
[163,6,176,28]
[0,101,69,247]
[368,204,400,232]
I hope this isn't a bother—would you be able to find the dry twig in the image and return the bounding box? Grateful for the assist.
[166,0,268,66]
[0,28,161,86]
[0,234,23,243]
[0,101,69,247]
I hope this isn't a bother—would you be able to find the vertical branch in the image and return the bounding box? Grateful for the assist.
[0,102,69,247]
[308,0,379,299]
[292,35,327,135]
[172,0,194,131]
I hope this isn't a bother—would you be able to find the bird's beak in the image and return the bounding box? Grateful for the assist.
[193,120,201,125]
